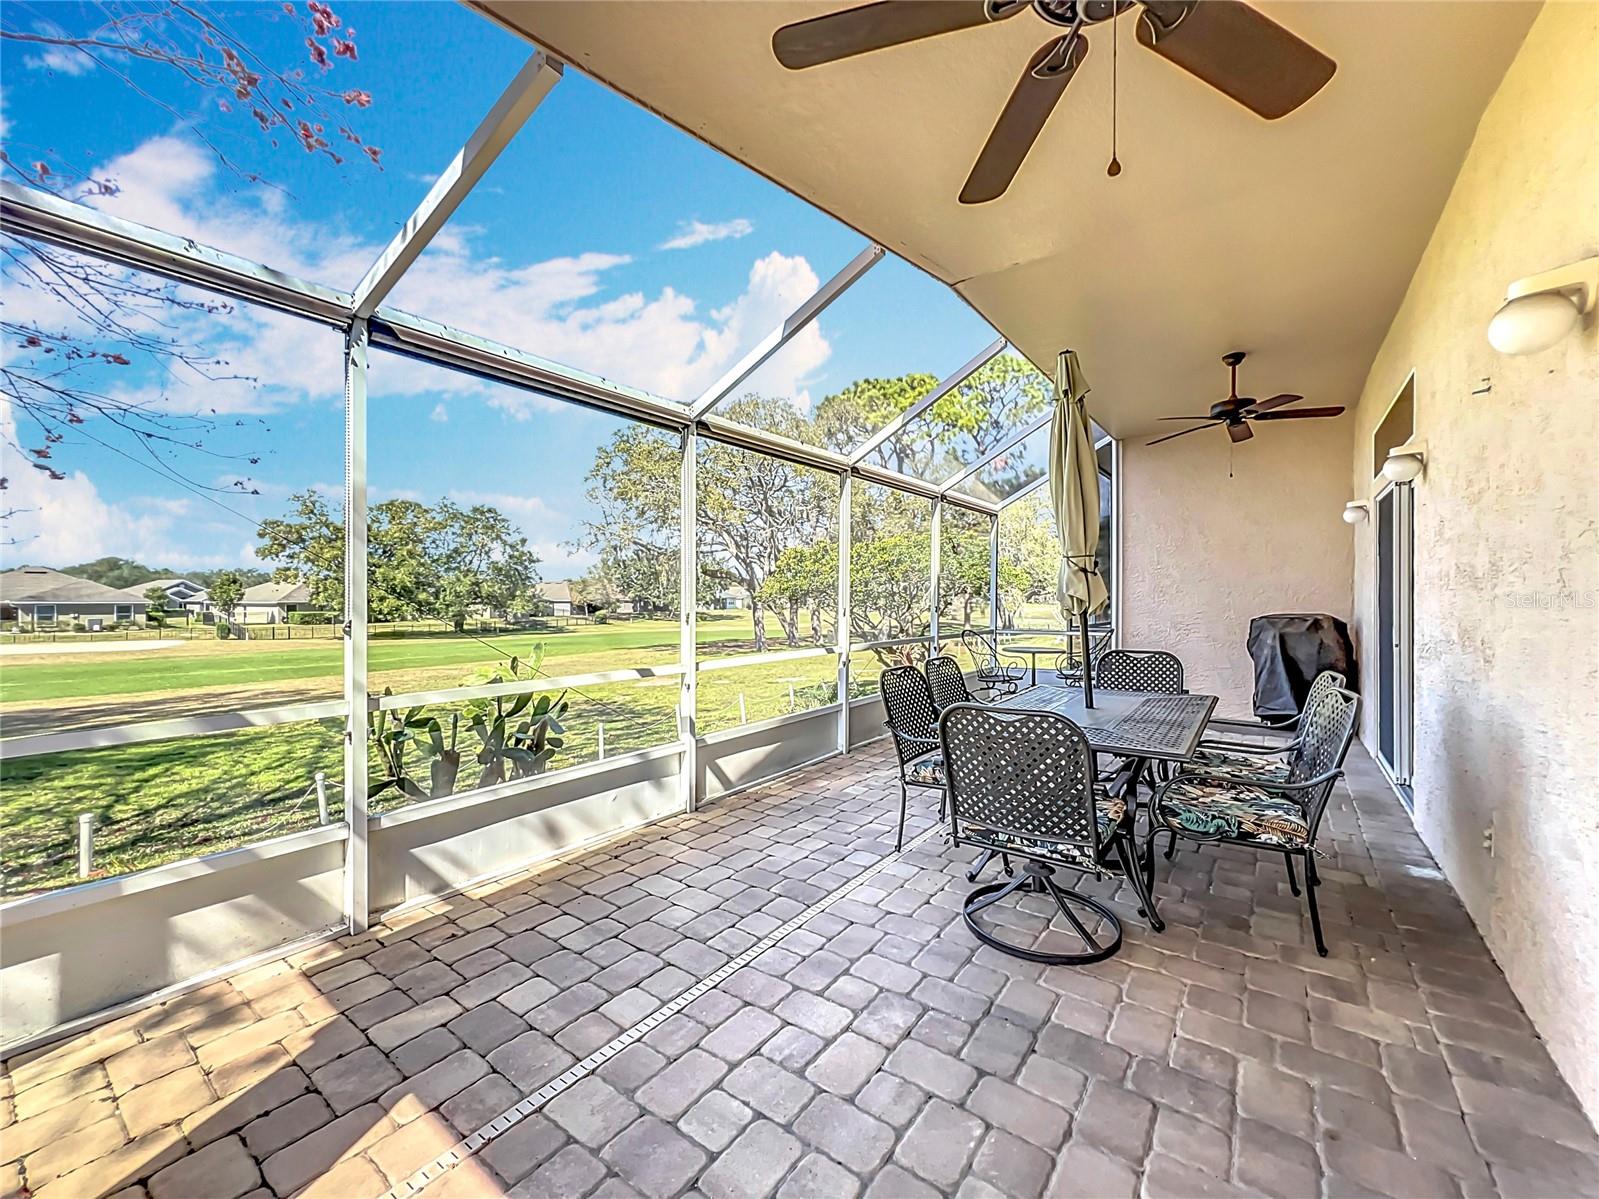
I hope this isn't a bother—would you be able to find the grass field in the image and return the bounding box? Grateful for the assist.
[0,614,853,894]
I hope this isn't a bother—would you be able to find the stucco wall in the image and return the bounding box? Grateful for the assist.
[1119,418,1354,716]
[1346,3,1599,1118]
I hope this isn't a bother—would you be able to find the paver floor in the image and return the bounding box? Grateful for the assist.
[4,740,1597,1199]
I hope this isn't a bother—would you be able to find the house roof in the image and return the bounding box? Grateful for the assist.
[536,580,574,604]
[0,567,149,606]
[474,1,1535,440]
[146,577,202,594]
[241,580,313,605]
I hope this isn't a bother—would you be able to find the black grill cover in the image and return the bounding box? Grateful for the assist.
[1247,613,1356,721]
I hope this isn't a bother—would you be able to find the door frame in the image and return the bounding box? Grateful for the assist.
[1374,478,1415,796]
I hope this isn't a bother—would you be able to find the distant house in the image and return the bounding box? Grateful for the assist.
[235,580,315,624]
[144,577,206,608]
[534,580,580,617]
[0,567,149,630]
[709,585,752,611]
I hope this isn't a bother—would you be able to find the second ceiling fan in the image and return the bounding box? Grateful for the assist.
[772,0,1336,204]
[1147,351,1344,446]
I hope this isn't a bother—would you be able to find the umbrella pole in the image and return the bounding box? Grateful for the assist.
[1080,608,1095,709]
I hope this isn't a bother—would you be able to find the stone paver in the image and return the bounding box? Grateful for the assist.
[6,742,1597,1199]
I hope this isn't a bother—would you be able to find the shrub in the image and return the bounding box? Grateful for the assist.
[71,622,87,633]
[216,621,232,640]
[288,610,335,625]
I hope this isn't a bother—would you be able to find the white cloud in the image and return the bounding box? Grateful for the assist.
[659,218,754,251]
[24,44,95,76]
[429,403,448,423]
[445,490,563,522]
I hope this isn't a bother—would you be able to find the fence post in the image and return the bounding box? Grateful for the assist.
[77,813,95,878]
[315,771,329,825]
[739,693,747,725]
[788,683,796,712]
[597,722,606,761]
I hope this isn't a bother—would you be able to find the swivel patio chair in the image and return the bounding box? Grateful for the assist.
[880,665,947,852]
[960,629,1026,697]
[940,702,1165,965]
[925,655,1013,883]
[1145,683,1360,956]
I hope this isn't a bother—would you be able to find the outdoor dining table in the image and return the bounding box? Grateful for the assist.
[1001,643,1063,688]
[996,684,1219,800]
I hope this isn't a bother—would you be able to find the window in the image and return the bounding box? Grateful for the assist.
[115,605,133,623]
[33,605,55,625]
[849,482,932,697]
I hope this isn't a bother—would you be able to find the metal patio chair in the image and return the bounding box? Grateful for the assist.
[1201,669,1348,757]
[1051,625,1115,686]
[1145,684,1360,956]
[925,655,1013,883]
[1193,670,1347,779]
[880,665,947,852]
[940,703,1164,966]
[960,629,1026,697]
[1095,648,1186,694]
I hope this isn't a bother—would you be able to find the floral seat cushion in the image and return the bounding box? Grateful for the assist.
[1156,777,1309,848]
[904,753,946,786]
[1189,747,1291,783]
[956,795,1129,872]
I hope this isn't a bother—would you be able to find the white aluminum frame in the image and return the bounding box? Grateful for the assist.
[689,244,883,418]
[0,51,1120,929]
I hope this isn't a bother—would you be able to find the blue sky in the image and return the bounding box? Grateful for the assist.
[1,1,1003,578]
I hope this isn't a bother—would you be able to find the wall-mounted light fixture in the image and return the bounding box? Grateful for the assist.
[1342,501,1370,525]
[1487,257,1598,355]
[1382,442,1427,484]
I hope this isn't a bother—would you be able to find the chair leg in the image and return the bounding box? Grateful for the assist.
[1303,853,1328,957]
[895,782,908,853]
[1115,833,1163,932]
[1283,853,1301,897]
[966,849,995,883]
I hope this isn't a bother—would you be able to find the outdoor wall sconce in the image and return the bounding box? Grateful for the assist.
[1487,256,1599,355]
[1382,443,1427,484]
[1342,501,1370,524]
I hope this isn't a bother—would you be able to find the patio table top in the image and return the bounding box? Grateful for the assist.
[989,685,1219,762]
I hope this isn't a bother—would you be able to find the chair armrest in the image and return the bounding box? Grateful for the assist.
[891,731,940,750]
[1156,768,1344,811]
[1195,739,1295,756]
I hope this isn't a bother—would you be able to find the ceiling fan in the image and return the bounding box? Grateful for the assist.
[771,1,1336,204]
[1146,351,1344,446]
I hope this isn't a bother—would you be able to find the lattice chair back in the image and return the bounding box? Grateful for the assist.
[925,655,975,712]
[1286,685,1361,833]
[939,704,1103,864]
[880,665,941,767]
[1096,649,1185,694]
[1295,670,1346,729]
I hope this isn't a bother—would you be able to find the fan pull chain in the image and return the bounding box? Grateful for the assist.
[1107,8,1121,177]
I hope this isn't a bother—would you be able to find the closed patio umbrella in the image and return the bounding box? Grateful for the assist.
[1049,349,1109,708]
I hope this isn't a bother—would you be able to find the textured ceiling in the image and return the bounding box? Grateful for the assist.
[473,1,1534,439]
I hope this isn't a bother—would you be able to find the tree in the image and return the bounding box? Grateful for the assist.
[257,490,541,629]
[2,1,380,523]
[208,570,244,625]
[142,584,170,625]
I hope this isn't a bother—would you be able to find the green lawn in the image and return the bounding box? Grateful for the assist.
[0,615,764,707]
[0,614,864,895]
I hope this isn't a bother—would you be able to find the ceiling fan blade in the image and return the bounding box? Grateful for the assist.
[774,0,1017,70]
[1247,392,1303,413]
[1136,1,1336,119]
[1253,406,1345,420]
[1146,422,1217,447]
[960,34,1088,205]
[1157,414,1219,421]
[1228,421,1254,443]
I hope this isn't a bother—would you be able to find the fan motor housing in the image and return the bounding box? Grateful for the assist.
[1032,0,1134,28]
